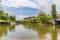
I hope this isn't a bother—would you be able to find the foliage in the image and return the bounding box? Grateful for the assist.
[19,4,57,24]
[51,4,57,19]
[17,11,53,24]
[0,10,9,20]
[0,3,56,24]
[37,11,53,24]
[10,15,16,21]
[0,9,16,21]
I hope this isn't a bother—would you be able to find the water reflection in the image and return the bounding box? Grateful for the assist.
[0,25,15,40]
[23,24,60,40]
[0,24,60,40]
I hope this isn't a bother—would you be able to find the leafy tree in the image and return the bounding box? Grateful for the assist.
[37,11,52,24]
[10,15,16,21]
[0,1,16,22]
[37,11,46,23]
[51,4,57,19]
[0,10,10,20]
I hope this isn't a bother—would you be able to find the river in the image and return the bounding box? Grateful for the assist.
[0,24,60,40]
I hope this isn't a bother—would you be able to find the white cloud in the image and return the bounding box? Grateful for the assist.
[1,0,60,20]
[1,0,60,12]
[1,0,39,9]
[33,0,60,14]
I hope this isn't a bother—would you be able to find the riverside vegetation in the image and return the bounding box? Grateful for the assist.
[16,4,57,25]
[0,0,16,25]
[0,2,57,25]
[0,1,60,40]
[0,8,16,25]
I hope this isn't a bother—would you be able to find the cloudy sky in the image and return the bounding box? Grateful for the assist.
[0,0,60,20]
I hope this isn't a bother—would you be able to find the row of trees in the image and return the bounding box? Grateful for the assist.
[0,9,16,21]
[16,4,57,24]
[0,0,16,22]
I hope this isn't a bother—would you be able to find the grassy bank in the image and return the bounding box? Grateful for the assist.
[0,19,17,25]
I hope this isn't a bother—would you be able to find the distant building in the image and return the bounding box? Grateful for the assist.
[56,14,60,18]
[47,14,60,18]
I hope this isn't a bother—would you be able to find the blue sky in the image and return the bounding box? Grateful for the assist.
[1,0,60,20]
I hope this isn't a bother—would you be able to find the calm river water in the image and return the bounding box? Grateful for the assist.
[0,24,60,40]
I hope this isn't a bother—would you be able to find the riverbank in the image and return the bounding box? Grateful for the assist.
[0,19,17,25]
[10,22,17,25]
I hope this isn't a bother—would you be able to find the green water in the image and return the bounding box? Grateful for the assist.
[0,24,60,40]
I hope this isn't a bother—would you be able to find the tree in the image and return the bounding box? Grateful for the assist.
[37,11,46,23]
[37,11,52,24]
[0,10,10,20]
[51,4,57,19]
[10,15,16,21]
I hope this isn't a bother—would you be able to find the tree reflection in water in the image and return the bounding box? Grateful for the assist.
[0,24,60,40]
[0,25,15,39]
[23,24,59,40]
